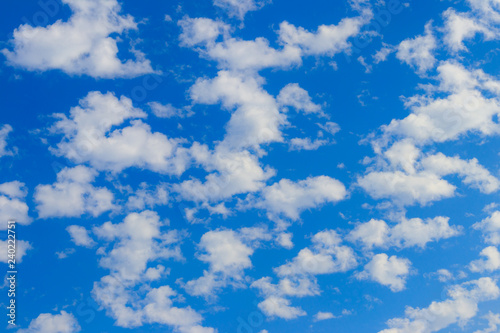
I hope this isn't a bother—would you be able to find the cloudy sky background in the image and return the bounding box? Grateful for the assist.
[1,0,500,332]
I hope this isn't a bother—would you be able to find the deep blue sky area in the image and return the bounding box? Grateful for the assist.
[1,1,500,333]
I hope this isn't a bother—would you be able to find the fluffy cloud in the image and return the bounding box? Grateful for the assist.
[379,62,500,145]
[314,311,336,321]
[396,22,437,74]
[356,254,411,292]
[473,211,500,245]
[0,124,13,157]
[379,277,500,333]
[469,246,500,272]
[126,183,169,211]
[213,0,268,19]
[277,83,322,114]
[256,176,347,221]
[17,311,80,333]
[359,141,499,206]
[50,91,188,174]
[34,166,114,218]
[474,312,500,333]
[91,211,214,332]
[2,0,153,78]
[184,228,271,297]
[348,216,461,249]
[66,225,96,247]
[257,296,306,319]
[0,180,31,228]
[0,239,32,263]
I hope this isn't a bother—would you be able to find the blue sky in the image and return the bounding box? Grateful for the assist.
[1,0,500,332]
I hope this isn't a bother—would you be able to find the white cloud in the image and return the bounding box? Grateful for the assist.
[289,137,328,151]
[256,176,347,221]
[17,311,80,333]
[276,232,294,249]
[257,296,306,320]
[278,10,372,57]
[442,9,496,52]
[0,124,13,157]
[359,141,499,206]
[0,239,32,263]
[474,312,500,333]
[277,83,322,114]
[2,0,153,78]
[348,216,461,249]
[358,171,456,206]
[126,183,169,211]
[469,246,500,272]
[35,166,114,218]
[148,102,192,118]
[356,254,411,292]
[50,91,188,174]
[184,228,270,297]
[314,311,336,321]
[213,0,268,19]
[0,181,31,228]
[473,211,500,245]
[379,61,500,145]
[396,22,436,74]
[379,277,500,333]
[66,225,96,247]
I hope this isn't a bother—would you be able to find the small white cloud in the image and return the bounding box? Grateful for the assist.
[67,225,96,248]
[469,246,500,272]
[257,296,306,320]
[0,181,31,228]
[356,253,411,292]
[0,239,32,263]
[314,311,336,321]
[213,0,268,19]
[0,124,13,158]
[277,83,322,114]
[35,166,115,218]
[396,22,436,74]
[473,211,500,245]
[17,311,81,333]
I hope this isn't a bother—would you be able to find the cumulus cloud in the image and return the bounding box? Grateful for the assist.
[277,83,322,114]
[469,246,500,272]
[359,141,499,206]
[473,211,500,245]
[126,183,169,211]
[0,180,31,228]
[396,22,437,74]
[356,254,412,292]
[379,277,500,333]
[314,311,336,321]
[66,225,96,247]
[474,312,500,333]
[256,176,347,221]
[17,311,80,333]
[34,166,115,218]
[50,91,188,174]
[348,216,461,249]
[2,0,153,78]
[184,227,271,297]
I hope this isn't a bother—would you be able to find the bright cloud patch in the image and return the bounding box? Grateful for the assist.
[2,0,153,78]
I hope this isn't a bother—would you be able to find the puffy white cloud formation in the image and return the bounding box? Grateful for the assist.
[252,230,357,319]
[469,246,500,272]
[473,211,500,245]
[378,62,500,145]
[50,92,188,174]
[17,311,80,333]
[356,253,412,292]
[34,166,114,218]
[91,211,214,332]
[396,22,437,74]
[66,225,96,247]
[256,176,347,221]
[0,181,31,228]
[348,216,461,249]
[474,312,500,333]
[184,227,271,297]
[277,83,322,114]
[2,0,153,78]
[359,140,499,206]
[379,278,500,333]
